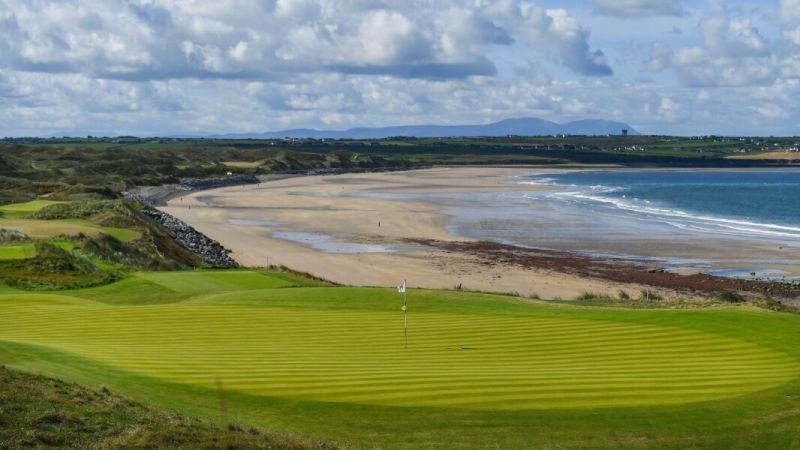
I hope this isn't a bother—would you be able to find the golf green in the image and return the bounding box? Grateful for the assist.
[0,278,798,410]
[2,271,800,448]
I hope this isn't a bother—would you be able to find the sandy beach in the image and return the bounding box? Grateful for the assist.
[161,166,800,300]
[161,167,658,299]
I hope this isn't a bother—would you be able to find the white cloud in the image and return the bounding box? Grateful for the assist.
[753,104,787,119]
[0,0,611,80]
[543,9,613,76]
[671,47,707,66]
[0,0,797,137]
[354,10,429,65]
[647,4,799,88]
[700,16,767,57]
[779,0,800,24]
[658,96,680,121]
[787,26,800,45]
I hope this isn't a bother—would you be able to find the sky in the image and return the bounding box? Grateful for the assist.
[0,0,798,137]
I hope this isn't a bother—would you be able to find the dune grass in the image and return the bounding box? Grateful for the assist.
[0,366,324,449]
[1,270,800,448]
[0,201,139,241]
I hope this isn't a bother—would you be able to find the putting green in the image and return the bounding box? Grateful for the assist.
[1,285,798,410]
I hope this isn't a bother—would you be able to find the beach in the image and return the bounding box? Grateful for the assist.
[161,167,800,300]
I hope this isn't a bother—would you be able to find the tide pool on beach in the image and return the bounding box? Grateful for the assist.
[272,231,398,254]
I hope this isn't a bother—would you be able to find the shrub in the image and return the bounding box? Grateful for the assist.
[716,291,746,303]
[31,200,133,222]
[0,242,122,290]
[0,228,29,243]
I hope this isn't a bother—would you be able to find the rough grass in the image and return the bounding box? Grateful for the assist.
[2,270,800,448]
[0,242,122,290]
[0,199,203,270]
[0,366,327,449]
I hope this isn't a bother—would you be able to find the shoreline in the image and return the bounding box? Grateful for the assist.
[451,168,800,279]
[161,167,650,299]
[160,166,800,303]
[407,238,800,301]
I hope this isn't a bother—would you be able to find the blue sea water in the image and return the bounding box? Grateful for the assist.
[349,169,800,278]
[432,169,800,279]
[527,170,800,240]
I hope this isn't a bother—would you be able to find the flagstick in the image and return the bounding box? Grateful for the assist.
[403,287,408,349]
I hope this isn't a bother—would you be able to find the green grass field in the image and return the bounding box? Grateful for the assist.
[0,243,36,260]
[0,200,140,242]
[1,270,800,448]
[0,218,139,241]
[0,200,65,219]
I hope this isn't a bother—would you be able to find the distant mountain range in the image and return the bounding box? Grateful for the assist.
[212,118,639,139]
[39,117,638,139]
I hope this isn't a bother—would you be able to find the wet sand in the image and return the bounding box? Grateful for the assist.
[162,168,651,298]
[161,167,800,300]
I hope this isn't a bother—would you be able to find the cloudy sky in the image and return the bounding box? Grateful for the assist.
[0,0,798,136]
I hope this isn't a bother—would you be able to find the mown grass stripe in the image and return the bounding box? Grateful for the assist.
[1,286,798,410]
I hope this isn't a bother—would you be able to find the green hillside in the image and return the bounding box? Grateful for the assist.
[0,366,325,449]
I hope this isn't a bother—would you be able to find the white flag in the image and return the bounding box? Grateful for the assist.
[398,280,406,293]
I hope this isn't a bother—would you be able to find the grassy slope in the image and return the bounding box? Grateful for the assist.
[0,366,326,449]
[0,199,210,276]
[0,200,140,242]
[1,271,800,448]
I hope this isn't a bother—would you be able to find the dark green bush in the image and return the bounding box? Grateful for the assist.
[716,291,746,303]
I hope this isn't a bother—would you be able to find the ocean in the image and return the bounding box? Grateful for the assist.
[527,169,800,240]
[444,169,800,280]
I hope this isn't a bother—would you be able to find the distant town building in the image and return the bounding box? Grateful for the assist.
[622,129,628,136]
